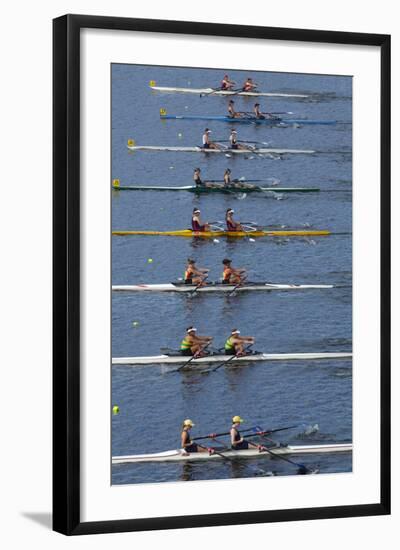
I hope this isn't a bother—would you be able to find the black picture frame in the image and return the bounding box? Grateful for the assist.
[53,14,391,535]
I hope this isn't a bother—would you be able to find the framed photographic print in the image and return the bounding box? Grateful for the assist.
[53,14,390,535]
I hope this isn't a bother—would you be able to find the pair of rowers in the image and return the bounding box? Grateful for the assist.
[180,327,255,358]
[192,207,244,232]
[221,75,258,92]
[193,168,256,189]
[181,416,252,454]
[228,100,275,120]
[202,128,249,150]
[184,258,246,286]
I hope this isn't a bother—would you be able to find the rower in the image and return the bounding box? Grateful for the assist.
[181,419,206,454]
[202,128,219,150]
[192,208,210,232]
[193,168,202,187]
[230,416,250,450]
[193,168,220,189]
[224,329,255,356]
[223,169,232,186]
[254,103,277,120]
[227,100,241,118]
[221,74,235,90]
[225,208,243,231]
[254,103,265,119]
[222,258,247,284]
[229,129,246,150]
[242,77,258,92]
[180,327,213,357]
[184,258,209,285]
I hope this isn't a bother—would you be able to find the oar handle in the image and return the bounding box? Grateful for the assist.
[188,274,209,296]
[175,341,212,372]
[211,343,253,372]
[195,442,233,461]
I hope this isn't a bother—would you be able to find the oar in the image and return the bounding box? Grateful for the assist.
[193,424,300,442]
[193,426,261,442]
[210,344,253,373]
[195,442,236,462]
[228,276,248,297]
[238,140,269,146]
[188,274,209,297]
[209,223,224,231]
[247,425,300,438]
[197,437,268,476]
[175,342,212,373]
[227,87,259,97]
[200,87,224,97]
[245,439,312,474]
[241,224,258,232]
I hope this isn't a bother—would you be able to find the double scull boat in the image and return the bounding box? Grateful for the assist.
[112,229,330,238]
[127,142,315,155]
[112,443,352,464]
[149,83,310,99]
[112,282,334,293]
[112,351,352,366]
[112,181,320,193]
[160,113,336,125]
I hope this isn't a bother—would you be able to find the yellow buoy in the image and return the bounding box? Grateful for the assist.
[160,108,167,116]
[112,405,119,415]
[127,139,136,147]
[149,80,156,87]
[112,179,120,188]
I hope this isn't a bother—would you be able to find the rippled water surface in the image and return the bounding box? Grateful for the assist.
[111,64,352,485]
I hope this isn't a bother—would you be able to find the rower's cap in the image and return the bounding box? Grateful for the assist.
[222,258,232,265]
[204,128,211,132]
[227,208,234,214]
[187,258,196,264]
[231,129,237,133]
[183,419,195,427]
[232,415,244,423]
[231,329,240,335]
[187,327,197,333]
[193,208,201,214]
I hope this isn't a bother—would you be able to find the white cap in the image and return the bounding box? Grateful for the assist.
[187,327,197,333]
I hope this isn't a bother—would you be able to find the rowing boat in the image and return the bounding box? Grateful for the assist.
[127,144,315,155]
[150,84,310,99]
[112,443,352,464]
[160,114,336,125]
[112,282,334,292]
[112,229,330,237]
[112,351,352,366]
[112,183,320,193]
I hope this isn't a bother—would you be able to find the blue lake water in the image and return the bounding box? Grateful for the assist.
[111,64,352,485]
